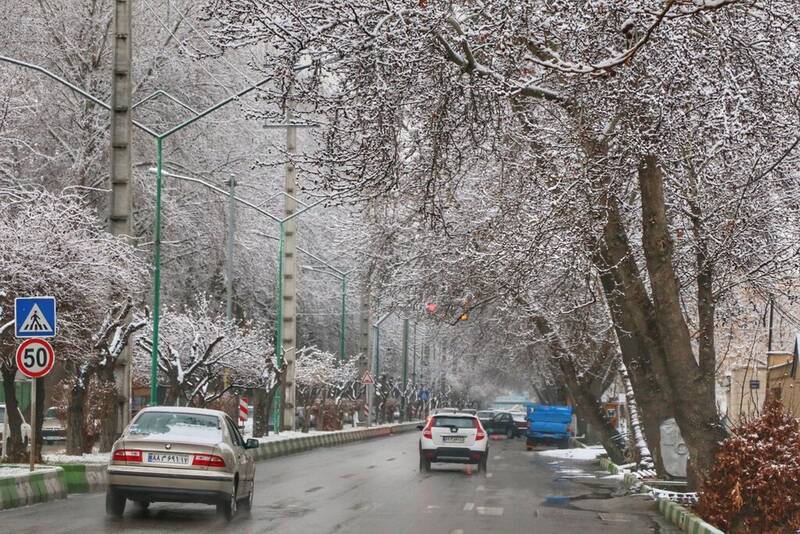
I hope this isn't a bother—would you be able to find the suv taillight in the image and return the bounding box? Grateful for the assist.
[473,419,485,441]
[192,454,226,468]
[112,449,142,462]
[422,418,434,439]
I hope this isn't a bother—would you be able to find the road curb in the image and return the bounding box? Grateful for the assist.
[0,466,67,510]
[597,457,723,534]
[658,499,724,534]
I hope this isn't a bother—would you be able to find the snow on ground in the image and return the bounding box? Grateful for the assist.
[537,445,605,461]
[255,430,323,443]
[0,465,59,478]
[44,452,110,464]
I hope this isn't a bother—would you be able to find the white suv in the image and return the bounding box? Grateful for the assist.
[418,413,488,472]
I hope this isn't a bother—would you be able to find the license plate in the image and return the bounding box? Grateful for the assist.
[146,452,190,465]
[442,436,465,443]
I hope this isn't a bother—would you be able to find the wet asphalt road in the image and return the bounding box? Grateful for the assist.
[0,432,675,534]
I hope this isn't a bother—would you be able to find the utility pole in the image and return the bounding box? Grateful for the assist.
[358,284,371,372]
[226,177,236,322]
[401,319,409,421]
[411,323,417,388]
[281,102,298,431]
[110,0,133,434]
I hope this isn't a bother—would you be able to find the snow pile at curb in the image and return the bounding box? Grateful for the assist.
[537,446,605,461]
[0,465,59,478]
[44,453,111,464]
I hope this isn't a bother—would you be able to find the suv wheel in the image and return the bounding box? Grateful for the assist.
[480,454,488,473]
[506,427,514,439]
[106,488,126,517]
[419,454,431,472]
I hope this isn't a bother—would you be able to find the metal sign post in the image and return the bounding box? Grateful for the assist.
[29,379,36,472]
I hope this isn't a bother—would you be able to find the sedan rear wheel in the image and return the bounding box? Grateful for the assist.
[217,482,238,521]
[241,482,254,512]
[506,427,514,439]
[105,488,126,517]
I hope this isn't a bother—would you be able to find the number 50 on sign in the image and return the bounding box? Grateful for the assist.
[16,338,55,379]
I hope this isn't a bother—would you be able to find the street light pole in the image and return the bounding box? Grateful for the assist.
[226,177,236,322]
[369,312,393,427]
[340,276,347,361]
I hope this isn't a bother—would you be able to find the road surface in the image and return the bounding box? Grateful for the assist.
[0,432,675,533]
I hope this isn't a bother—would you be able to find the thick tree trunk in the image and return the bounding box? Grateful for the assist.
[97,368,119,453]
[638,155,725,483]
[65,380,87,455]
[252,388,267,438]
[1,366,27,462]
[592,193,675,476]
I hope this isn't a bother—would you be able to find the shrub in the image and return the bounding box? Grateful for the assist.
[696,398,800,533]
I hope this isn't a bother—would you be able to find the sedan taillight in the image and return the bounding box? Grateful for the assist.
[192,454,226,468]
[112,449,142,462]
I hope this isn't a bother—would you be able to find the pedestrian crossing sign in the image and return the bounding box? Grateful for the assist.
[15,296,57,338]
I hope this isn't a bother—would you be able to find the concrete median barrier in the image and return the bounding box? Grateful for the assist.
[0,466,67,510]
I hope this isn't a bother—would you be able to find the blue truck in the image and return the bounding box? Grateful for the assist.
[525,404,573,450]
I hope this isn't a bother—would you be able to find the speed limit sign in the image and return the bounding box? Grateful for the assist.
[16,338,55,379]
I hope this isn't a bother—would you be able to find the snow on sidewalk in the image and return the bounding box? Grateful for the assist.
[44,452,111,464]
[537,445,606,461]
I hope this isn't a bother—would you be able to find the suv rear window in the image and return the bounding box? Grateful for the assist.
[433,416,475,428]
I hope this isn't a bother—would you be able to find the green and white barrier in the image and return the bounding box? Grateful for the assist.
[598,457,724,534]
[253,422,421,461]
[0,466,67,510]
[57,464,106,494]
[658,499,724,534]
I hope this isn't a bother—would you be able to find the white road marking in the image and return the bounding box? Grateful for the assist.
[463,502,475,511]
[486,473,493,478]
[477,506,504,516]
[450,530,465,534]
[493,455,504,460]
[476,485,486,491]
[426,505,441,510]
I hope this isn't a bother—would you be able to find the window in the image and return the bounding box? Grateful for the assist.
[129,411,222,441]
[432,416,476,429]
[225,417,245,447]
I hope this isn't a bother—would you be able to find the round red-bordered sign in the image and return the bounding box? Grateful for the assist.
[16,338,55,379]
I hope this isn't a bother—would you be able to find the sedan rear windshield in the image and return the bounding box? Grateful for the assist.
[129,412,222,441]
[433,416,475,428]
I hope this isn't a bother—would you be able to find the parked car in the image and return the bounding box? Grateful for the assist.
[476,410,496,426]
[510,411,529,435]
[0,403,31,453]
[525,404,574,449]
[460,408,477,416]
[106,406,259,520]
[418,413,488,472]
[482,411,519,438]
[42,407,66,445]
